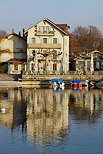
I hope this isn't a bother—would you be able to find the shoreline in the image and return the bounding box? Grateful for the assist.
[0,74,102,87]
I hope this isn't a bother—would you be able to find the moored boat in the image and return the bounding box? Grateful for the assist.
[94,81,103,89]
[71,80,94,89]
[71,80,82,89]
[52,78,64,88]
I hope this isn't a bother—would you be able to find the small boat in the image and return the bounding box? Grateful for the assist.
[95,81,103,89]
[52,78,64,88]
[71,80,82,88]
[71,80,94,89]
[82,80,89,87]
[94,78,103,89]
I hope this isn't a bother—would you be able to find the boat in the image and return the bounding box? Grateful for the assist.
[71,80,82,88]
[95,82,103,89]
[71,80,94,89]
[94,79,103,89]
[52,78,64,88]
[82,80,89,87]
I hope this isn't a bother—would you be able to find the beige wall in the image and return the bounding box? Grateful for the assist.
[27,19,69,73]
[0,34,27,63]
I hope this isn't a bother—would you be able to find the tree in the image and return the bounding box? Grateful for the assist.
[0,30,8,39]
[89,26,102,38]
[71,26,103,52]
[72,26,89,37]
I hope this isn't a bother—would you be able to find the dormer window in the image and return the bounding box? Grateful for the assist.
[39,26,51,34]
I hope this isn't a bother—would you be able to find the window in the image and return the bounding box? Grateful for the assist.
[31,63,35,70]
[16,43,22,49]
[22,64,25,71]
[46,26,50,33]
[87,61,90,71]
[101,61,103,70]
[43,38,47,44]
[78,61,85,70]
[40,26,45,33]
[14,64,18,70]
[53,38,57,44]
[39,26,50,33]
[53,63,57,71]
[32,38,36,43]
[95,61,100,70]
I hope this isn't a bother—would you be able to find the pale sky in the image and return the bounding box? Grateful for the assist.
[0,0,103,34]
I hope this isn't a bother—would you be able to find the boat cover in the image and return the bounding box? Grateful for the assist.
[71,80,80,83]
[52,78,64,83]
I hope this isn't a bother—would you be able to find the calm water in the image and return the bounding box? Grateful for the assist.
[0,87,103,154]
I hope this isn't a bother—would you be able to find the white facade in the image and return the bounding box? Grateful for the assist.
[26,18,70,74]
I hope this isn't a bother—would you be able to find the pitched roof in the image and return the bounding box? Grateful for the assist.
[0,33,25,41]
[8,58,27,64]
[25,18,70,35]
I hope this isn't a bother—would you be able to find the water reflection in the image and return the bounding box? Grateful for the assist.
[0,87,26,129]
[26,89,69,149]
[0,87,103,152]
[69,89,103,123]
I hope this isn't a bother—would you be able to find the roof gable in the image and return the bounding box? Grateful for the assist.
[0,33,25,41]
[25,18,70,35]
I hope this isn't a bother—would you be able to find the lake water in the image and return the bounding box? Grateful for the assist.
[0,87,103,154]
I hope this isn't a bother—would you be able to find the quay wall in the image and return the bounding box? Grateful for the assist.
[21,75,103,85]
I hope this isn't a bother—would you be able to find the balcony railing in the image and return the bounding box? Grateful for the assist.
[35,30,55,36]
[28,43,61,49]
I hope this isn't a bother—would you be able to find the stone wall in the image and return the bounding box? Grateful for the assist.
[21,74,103,85]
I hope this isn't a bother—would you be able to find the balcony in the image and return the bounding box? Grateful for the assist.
[28,43,61,49]
[35,31,55,36]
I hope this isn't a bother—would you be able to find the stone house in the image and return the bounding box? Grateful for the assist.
[0,32,27,73]
[25,18,70,74]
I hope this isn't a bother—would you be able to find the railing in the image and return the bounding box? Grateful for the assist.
[28,43,61,49]
[23,71,103,75]
[35,31,55,36]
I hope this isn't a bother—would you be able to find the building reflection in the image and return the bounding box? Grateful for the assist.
[0,87,26,129]
[68,89,103,122]
[0,87,103,150]
[26,89,69,146]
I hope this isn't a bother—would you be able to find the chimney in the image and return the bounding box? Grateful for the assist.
[12,28,14,34]
[19,31,21,36]
[23,28,25,37]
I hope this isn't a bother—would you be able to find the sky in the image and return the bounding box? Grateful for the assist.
[0,0,103,34]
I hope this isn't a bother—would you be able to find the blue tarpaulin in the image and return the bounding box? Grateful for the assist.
[52,78,64,83]
[71,80,80,83]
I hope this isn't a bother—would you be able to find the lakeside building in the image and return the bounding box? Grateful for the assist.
[69,50,103,75]
[1,18,103,76]
[0,31,27,73]
[25,18,70,74]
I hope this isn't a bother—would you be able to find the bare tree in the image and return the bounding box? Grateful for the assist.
[89,26,102,38]
[72,26,89,37]
[0,30,8,39]
[71,26,103,52]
